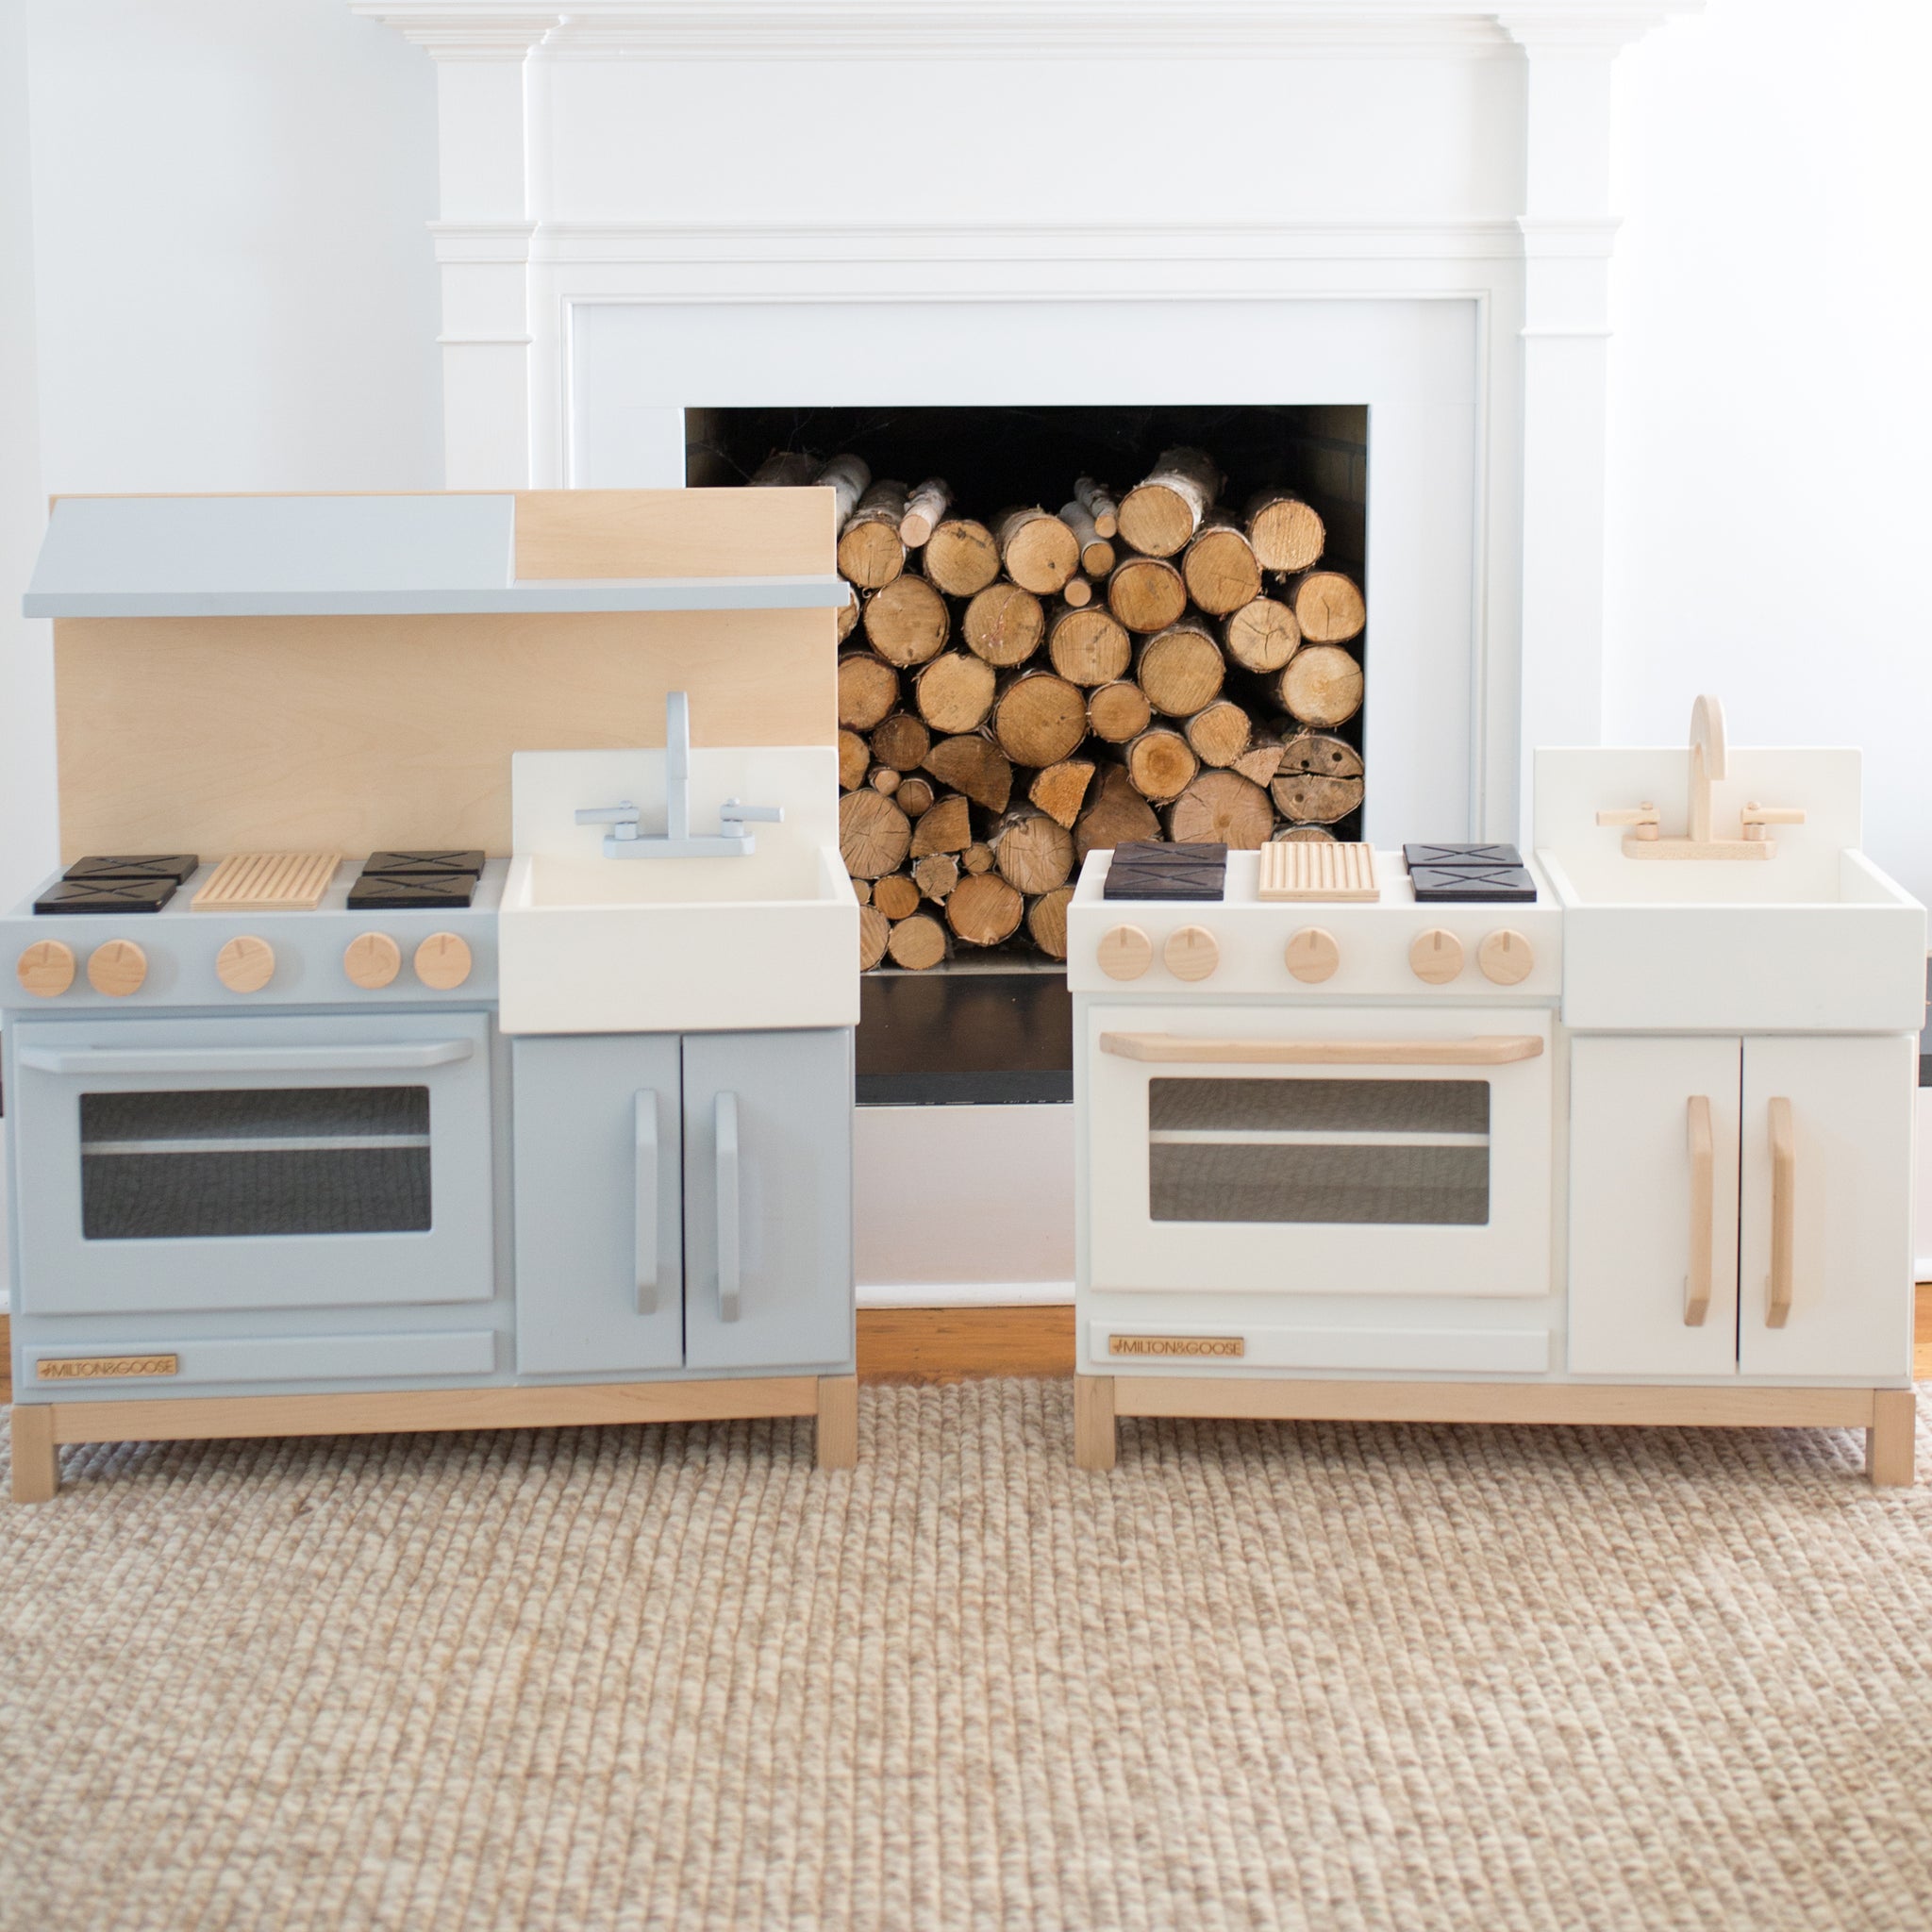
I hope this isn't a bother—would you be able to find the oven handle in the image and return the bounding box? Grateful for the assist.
[16,1041,475,1075]
[1095,1033,1544,1066]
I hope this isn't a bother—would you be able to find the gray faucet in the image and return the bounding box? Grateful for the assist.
[575,691,784,859]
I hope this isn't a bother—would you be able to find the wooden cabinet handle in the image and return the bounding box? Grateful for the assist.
[634,1091,658,1315]
[1684,1095,1713,1326]
[1766,1095,1795,1328]
[716,1091,741,1324]
[1097,1033,1543,1066]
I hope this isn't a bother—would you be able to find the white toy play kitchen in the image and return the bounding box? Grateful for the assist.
[1070,698,1924,1484]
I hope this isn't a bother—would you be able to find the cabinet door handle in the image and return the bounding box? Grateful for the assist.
[1685,1094,1714,1326]
[716,1091,741,1323]
[1766,1095,1795,1327]
[633,1091,658,1314]
[17,1041,473,1075]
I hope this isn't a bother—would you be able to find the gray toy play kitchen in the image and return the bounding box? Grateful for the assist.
[5,487,859,1501]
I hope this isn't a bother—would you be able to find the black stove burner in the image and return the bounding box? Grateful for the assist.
[34,877,179,915]
[347,874,478,911]
[1103,841,1228,903]
[60,854,199,884]
[361,850,486,880]
[1408,862,1538,905]
[1403,842,1524,872]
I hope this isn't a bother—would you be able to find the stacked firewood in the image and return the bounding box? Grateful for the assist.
[757,447,1365,970]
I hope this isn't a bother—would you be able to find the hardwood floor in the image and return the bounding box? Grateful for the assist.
[857,1305,1073,1382]
[2,1288,1925,1402]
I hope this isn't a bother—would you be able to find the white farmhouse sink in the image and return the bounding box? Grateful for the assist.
[1536,742,1925,1033]
[498,745,859,1036]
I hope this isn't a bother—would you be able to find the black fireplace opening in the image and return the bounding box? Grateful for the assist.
[689,404,1369,1105]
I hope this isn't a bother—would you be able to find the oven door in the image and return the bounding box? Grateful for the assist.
[1086,1005,1553,1297]
[11,1012,494,1315]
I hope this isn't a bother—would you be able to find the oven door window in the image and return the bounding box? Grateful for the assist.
[78,1087,432,1241]
[1147,1076,1490,1225]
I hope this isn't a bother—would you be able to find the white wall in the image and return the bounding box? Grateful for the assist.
[1608,0,1932,906]
[0,0,52,917]
[0,0,442,899]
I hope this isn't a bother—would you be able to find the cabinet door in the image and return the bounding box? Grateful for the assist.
[511,1034,684,1375]
[1568,1036,1741,1377]
[682,1029,853,1374]
[1738,1034,1915,1381]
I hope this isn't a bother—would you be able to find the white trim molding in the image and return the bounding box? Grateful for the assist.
[355,1,1698,61]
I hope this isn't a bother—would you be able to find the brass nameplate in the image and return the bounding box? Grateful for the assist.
[1109,1335,1245,1359]
[37,1354,179,1382]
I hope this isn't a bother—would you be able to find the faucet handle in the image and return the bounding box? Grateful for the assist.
[721,800,783,824]
[575,803,639,825]
[1740,802,1805,841]
[1596,802,1659,840]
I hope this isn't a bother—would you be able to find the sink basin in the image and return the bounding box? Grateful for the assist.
[1536,743,1924,1032]
[1537,847,1924,1034]
[498,746,859,1035]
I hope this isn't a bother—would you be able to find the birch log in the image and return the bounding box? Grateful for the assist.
[1117,446,1220,558]
[962,581,1046,668]
[1245,489,1326,573]
[923,517,1002,596]
[994,507,1080,596]
[816,454,871,533]
[1073,475,1120,539]
[899,477,952,547]
[863,575,950,667]
[836,478,908,588]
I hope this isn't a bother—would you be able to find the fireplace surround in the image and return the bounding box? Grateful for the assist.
[357,0,1698,1300]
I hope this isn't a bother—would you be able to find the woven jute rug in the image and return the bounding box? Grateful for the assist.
[2,1382,1929,1931]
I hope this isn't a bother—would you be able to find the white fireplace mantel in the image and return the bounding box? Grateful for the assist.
[358,0,1701,842]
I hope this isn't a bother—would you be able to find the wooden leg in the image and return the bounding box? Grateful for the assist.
[1867,1389,1916,1487]
[815,1374,858,1470]
[10,1406,59,1504]
[1074,1374,1117,1472]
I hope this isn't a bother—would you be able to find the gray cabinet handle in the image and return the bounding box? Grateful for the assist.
[716,1090,741,1323]
[17,1041,474,1075]
[633,1091,658,1314]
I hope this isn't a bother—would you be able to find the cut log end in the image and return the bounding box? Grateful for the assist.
[863,574,950,668]
[963,581,1046,669]
[1246,490,1326,575]
[946,872,1024,946]
[1029,758,1095,829]
[887,912,947,971]
[1168,769,1274,849]
[1279,644,1364,729]
[996,507,1080,596]
[993,672,1088,769]
[840,788,912,877]
[1027,885,1074,959]
[1291,570,1366,645]
[924,518,1001,598]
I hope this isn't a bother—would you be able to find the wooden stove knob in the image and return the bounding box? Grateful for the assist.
[216,935,275,993]
[1163,925,1220,983]
[1096,924,1152,981]
[1284,926,1340,984]
[87,940,148,997]
[1408,928,1465,986]
[1478,928,1534,985]
[414,931,473,991]
[16,940,75,999]
[344,931,402,990]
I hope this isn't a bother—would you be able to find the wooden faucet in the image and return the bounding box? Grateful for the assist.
[1596,693,1805,859]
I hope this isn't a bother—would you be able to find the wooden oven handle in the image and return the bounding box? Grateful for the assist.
[1684,1095,1713,1327]
[1766,1095,1795,1328]
[1095,1033,1544,1066]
